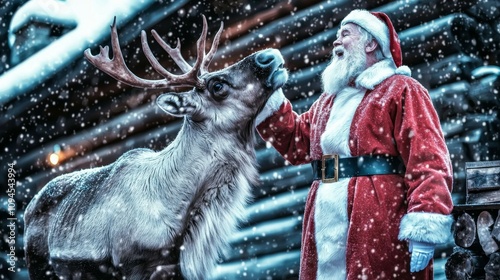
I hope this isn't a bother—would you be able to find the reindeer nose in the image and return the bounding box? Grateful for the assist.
[255,49,281,68]
[254,49,287,89]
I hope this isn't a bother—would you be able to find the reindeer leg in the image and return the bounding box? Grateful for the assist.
[26,250,56,280]
[149,264,182,280]
[25,211,57,279]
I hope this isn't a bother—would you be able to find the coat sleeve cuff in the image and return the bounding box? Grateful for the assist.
[255,88,286,126]
[398,212,454,244]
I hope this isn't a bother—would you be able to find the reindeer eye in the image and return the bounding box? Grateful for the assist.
[209,81,229,101]
[212,82,223,92]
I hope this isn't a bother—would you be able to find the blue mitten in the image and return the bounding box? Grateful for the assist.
[409,240,435,272]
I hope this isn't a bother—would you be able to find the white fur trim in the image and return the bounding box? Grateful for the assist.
[315,87,364,279]
[255,88,285,126]
[398,212,454,244]
[315,179,349,280]
[396,65,412,76]
[355,59,412,90]
[321,87,365,156]
[342,9,392,60]
[356,59,396,90]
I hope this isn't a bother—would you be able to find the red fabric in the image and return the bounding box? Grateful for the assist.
[257,75,453,280]
[370,11,403,67]
[299,180,319,278]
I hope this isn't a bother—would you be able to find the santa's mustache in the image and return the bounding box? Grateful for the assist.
[332,46,346,58]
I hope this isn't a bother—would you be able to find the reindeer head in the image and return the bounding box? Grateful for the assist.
[84,16,287,135]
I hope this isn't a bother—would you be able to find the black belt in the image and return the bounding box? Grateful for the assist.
[311,154,406,183]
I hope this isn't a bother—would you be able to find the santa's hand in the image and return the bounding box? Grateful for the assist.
[409,240,435,272]
[255,88,285,126]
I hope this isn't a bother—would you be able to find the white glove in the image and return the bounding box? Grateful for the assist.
[409,240,435,272]
[255,88,285,126]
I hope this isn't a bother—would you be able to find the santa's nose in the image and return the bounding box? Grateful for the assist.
[333,38,341,47]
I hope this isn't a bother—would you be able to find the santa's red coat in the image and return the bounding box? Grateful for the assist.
[257,63,454,279]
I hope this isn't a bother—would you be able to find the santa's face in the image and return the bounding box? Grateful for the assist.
[332,23,364,60]
[321,23,368,94]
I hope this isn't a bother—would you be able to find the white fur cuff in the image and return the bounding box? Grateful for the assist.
[398,212,454,244]
[255,88,286,126]
[395,65,411,76]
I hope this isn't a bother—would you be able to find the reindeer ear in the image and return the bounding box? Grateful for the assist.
[156,93,197,117]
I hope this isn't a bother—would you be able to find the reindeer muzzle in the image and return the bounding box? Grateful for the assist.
[255,49,288,90]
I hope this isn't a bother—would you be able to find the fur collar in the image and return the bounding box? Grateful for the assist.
[355,58,411,90]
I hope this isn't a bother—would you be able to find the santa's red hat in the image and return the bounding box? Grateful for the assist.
[341,10,403,68]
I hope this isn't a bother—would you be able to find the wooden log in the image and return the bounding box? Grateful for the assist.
[472,65,500,78]
[256,148,287,173]
[464,0,500,66]
[446,139,470,180]
[411,54,481,89]
[256,164,312,199]
[221,0,323,41]
[228,233,301,265]
[467,141,500,166]
[466,161,500,205]
[398,11,495,66]
[468,67,500,112]
[448,7,500,64]
[466,0,500,21]
[435,0,480,14]
[463,114,500,134]
[466,163,500,192]
[484,252,500,280]
[399,14,463,65]
[284,63,325,102]
[379,0,479,31]
[454,212,477,248]
[445,246,492,279]
[465,130,497,160]
[213,250,300,280]
[476,17,500,64]
[429,81,470,120]
[442,121,466,139]
[477,211,499,255]
[492,210,500,241]
[245,188,309,226]
[445,250,474,280]
[224,216,302,261]
[214,0,370,69]
[281,30,334,72]
[449,14,491,60]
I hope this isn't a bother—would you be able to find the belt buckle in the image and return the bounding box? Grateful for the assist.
[321,154,339,183]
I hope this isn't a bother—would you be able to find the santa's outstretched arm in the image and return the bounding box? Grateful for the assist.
[256,89,314,165]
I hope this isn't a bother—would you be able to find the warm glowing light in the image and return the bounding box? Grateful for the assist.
[49,153,60,166]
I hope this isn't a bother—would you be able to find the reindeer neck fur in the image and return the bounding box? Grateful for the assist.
[146,117,259,279]
[155,117,259,181]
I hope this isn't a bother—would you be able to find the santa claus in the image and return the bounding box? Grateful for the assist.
[256,9,454,280]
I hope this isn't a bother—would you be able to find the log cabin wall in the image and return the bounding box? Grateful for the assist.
[1,0,499,279]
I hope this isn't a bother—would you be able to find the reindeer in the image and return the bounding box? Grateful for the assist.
[24,15,288,280]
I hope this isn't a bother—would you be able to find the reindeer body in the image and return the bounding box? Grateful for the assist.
[26,120,256,279]
[25,17,288,280]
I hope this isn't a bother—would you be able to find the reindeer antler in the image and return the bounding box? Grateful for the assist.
[84,15,223,89]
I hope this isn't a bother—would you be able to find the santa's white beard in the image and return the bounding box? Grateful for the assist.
[321,44,367,94]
